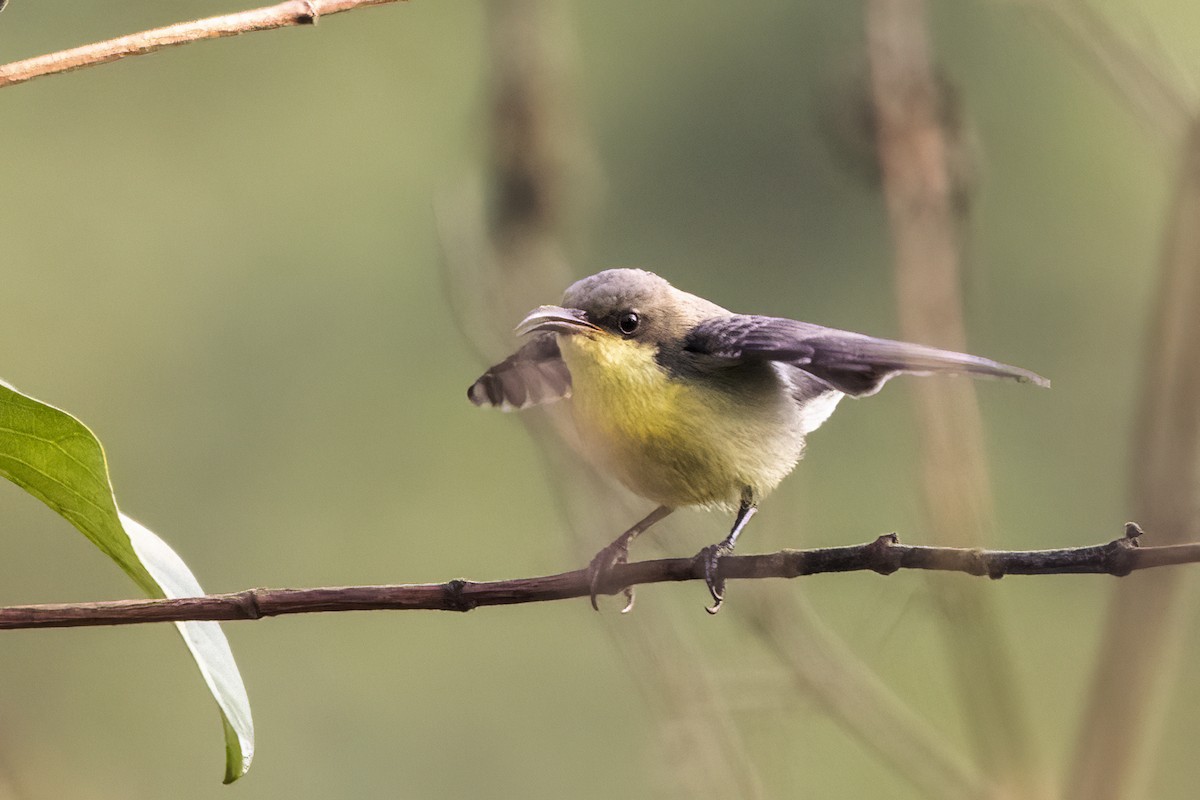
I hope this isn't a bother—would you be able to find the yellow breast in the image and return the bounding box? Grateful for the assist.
[557,333,804,510]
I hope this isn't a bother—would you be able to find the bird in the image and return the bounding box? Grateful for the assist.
[468,268,1048,613]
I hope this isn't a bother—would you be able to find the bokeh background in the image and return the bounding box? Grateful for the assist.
[2,1,1199,797]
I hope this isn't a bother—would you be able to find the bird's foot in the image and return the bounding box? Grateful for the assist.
[697,541,735,615]
[586,539,636,613]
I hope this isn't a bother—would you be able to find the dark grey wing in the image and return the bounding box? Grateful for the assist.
[685,315,1049,397]
[468,334,572,410]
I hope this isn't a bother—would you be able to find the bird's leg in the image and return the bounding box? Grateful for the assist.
[697,489,757,615]
[587,505,673,613]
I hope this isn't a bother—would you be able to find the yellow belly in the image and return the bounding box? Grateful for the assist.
[558,334,805,510]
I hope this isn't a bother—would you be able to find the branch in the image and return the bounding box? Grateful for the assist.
[0,0,402,90]
[4,524,1197,630]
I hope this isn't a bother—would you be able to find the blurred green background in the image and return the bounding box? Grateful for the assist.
[2,0,1199,797]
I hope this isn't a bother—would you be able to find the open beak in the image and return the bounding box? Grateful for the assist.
[515,305,601,337]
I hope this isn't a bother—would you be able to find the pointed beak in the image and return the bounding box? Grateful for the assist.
[515,305,601,337]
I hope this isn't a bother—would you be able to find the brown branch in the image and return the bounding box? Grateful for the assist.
[4,524,1196,630]
[0,0,402,90]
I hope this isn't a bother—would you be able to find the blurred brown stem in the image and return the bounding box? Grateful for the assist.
[1021,5,1200,797]
[866,0,1040,788]
[0,0,402,90]
[3,524,1195,629]
[447,3,760,795]
[750,594,989,800]
[1067,120,1200,800]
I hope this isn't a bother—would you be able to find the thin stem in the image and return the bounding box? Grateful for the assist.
[0,524,1189,629]
[0,0,402,90]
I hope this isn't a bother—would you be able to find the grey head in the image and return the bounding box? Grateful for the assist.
[560,268,728,347]
[469,268,724,411]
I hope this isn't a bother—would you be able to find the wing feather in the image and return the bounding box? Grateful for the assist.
[468,335,572,411]
[685,315,1048,397]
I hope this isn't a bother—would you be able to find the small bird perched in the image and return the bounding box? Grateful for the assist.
[469,269,1047,613]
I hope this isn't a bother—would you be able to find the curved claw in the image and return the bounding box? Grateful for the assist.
[698,543,729,614]
[586,540,630,612]
[588,569,603,612]
[619,587,637,614]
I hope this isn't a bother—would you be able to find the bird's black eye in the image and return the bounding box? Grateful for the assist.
[617,311,640,336]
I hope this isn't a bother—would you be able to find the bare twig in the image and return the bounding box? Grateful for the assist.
[0,0,402,90]
[2,524,1194,630]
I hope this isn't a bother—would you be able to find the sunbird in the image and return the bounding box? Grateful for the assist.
[469,269,1047,613]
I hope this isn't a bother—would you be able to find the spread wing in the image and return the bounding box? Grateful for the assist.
[468,334,572,411]
[685,315,1049,397]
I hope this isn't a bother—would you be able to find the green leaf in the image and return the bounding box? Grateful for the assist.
[0,379,254,783]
